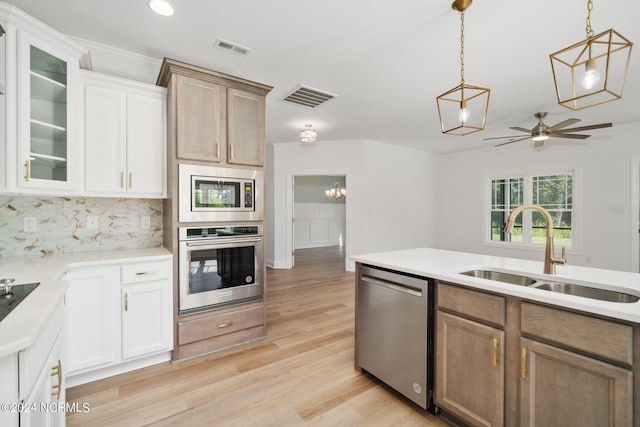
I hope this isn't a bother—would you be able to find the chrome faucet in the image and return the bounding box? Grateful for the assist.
[503,204,566,274]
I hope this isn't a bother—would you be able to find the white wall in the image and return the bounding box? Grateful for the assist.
[268,139,437,271]
[294,203,345,249]
[435,122,640,272]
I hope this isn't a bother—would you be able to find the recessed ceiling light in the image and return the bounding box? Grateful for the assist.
[148,0,174,16]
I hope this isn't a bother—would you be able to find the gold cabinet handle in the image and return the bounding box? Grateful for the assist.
[229,144,234,160]
[216,142,220,159]
[24,160,30,182]
[120,172,124,188]
[493,338,498,367]
[129,172,133,189]
[135,271,157,276]
[50,359,62,399]
[217,321,233,329]
[125,293,128,311]
[521,347,527,379]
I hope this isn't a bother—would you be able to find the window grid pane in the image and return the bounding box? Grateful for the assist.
[490,173,572,247]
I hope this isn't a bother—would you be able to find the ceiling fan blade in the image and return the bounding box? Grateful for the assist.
[547,118,580,132]
[553,123,612,133]
[483,135,528,141]
[494,136,529,147]
[509,126,531,133]
[550,133,591,139]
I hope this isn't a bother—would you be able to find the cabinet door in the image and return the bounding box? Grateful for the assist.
[17,29,79,193]
[436,311,505,427]
[176,74,224,162]
[126,93,165,196]
[83,84,127,193]
[227,88,264,166]
[20,331,64,427]
[520,338,633,427]
[65,267,120,374]
[121,281,172,360]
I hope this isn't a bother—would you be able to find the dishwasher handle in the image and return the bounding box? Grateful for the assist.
[361,274,423,297]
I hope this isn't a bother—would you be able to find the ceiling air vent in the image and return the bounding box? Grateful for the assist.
[282,85,338,109]
[214,38,251,56]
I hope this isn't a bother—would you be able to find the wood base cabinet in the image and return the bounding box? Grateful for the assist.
[436,283,505,427]
[520,338,633,427]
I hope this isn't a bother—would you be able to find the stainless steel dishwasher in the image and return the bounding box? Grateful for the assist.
[356,263,435,411]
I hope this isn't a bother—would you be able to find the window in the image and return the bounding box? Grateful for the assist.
[489,172,573,247]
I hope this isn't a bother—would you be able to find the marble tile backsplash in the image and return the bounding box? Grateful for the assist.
[0,196,163,258]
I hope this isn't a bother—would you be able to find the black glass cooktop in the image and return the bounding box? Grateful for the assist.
[0,282,39,323]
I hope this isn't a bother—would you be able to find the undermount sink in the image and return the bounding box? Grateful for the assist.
[459,269,639,304]
[531,282,639,303]
[459,269,536,286]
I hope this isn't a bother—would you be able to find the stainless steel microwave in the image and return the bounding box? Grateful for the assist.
[179,164,263,222]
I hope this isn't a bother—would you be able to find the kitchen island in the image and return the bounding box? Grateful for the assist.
[352,248,640,427]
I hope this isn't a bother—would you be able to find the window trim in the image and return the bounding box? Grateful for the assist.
[483,167,579,253]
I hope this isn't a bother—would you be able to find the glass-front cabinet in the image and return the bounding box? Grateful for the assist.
[17,30,80,192]
[0,2,86,195]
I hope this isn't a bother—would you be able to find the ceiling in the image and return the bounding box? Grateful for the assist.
[5,0,640,154]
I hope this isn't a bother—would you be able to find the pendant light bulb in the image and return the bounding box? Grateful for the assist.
[458,108,470,123]
[581,58,601,90]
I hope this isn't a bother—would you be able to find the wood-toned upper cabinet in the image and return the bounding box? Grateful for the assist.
[157,58,272,169]
[175,74,225,163]
[227,88,264,166]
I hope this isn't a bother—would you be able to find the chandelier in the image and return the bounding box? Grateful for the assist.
[549,0,633,110]
[436,0,490,136]
[325,181,346,200]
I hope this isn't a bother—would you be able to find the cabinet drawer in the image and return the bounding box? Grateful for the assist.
[437,282,505,327]
[121,261,169,284]
[521,303,633,366]
[178,306,264,345]
[19,300,64,400]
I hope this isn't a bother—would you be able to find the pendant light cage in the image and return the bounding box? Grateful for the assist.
[550,0,633,110]
[437,83,490,136]
[436,0,490,136]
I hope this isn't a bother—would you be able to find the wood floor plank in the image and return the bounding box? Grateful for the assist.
[66,246,446,426]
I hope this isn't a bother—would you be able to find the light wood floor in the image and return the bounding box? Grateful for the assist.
[67,246,448,426]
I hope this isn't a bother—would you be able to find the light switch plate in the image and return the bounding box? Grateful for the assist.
[141,216,151,229]
[87,215,99,230]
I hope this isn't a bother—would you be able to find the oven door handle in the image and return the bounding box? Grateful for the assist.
[185,237,262,247]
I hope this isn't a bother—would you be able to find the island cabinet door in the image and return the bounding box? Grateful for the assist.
[520,338,633,427]
[436,311,505,427]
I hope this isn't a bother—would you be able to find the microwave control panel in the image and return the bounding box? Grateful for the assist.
[244,182,253,208]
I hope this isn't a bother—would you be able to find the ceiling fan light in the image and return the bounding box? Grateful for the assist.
[532,133,549,142]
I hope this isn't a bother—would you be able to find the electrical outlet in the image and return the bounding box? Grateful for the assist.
[23,217,36,233]
[87,215,99,231]
[141,216,151,229]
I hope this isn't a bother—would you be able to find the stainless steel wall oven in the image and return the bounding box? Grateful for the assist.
[178,225,263,314]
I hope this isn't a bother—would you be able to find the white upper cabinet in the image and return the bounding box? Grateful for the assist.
[81,71,167,198]
[0,3,87,195]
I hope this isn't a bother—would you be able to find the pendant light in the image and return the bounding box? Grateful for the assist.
[550,0,633,110]
[436,0,490,136]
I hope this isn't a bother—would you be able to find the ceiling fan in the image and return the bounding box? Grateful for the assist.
[485,112,613,147]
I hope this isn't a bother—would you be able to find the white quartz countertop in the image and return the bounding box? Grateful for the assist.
[351,248,640,324]
[0,247,172,359]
